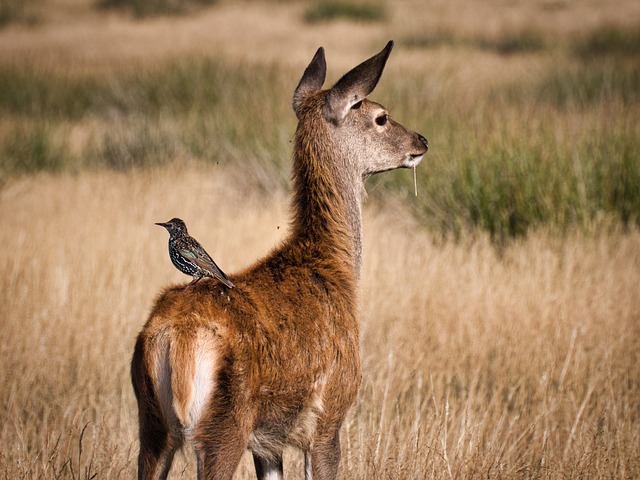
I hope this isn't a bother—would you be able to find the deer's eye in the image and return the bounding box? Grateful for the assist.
[375,114,388,126]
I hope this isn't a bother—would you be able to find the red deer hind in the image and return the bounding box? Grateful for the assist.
[131,40,429,480]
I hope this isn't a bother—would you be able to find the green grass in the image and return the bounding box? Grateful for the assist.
[0,58,223,118]
[371,46,640,241]
[0,59,294,179]
[96,0,217,18]
[95,116,180,171]
[400,28,547,55]
[0,68,100,118]
[0,0,40,26]
[408,127,640,243]
[534,58,640,107]
[303,1,387,24]
[401,23,640,59]
[574,24,640,58]
[2,121,67,173]
[482,29,547,55]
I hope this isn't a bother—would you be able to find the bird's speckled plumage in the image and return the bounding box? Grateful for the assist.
[156,218,234,289]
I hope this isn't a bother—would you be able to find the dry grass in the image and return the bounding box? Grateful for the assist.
[1,0,638,74]
[1,166,638,478]
[1,0,639,478]
[357,204,640,478]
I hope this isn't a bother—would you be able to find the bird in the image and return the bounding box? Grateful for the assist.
[155,218,235,289]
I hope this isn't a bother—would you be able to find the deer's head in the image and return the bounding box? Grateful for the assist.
[292,41,428,180]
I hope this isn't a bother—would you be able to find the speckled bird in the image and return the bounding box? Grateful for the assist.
[156,218,234,289]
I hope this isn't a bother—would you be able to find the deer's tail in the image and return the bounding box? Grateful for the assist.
[142,326,218,438]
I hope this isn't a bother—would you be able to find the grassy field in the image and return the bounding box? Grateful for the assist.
[1,0,639,478]
[1,167,638,479]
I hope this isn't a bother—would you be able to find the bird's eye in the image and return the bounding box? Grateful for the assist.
[376,114,388,126]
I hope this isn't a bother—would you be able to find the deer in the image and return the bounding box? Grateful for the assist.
[131,40,429,480]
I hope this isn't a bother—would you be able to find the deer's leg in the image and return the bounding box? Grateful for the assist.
[138,445,176,480]
[253,452,284,480]
[194,414,249,480]
[194,435,246,480]
[136,409,179,480]
[306,427,342,480]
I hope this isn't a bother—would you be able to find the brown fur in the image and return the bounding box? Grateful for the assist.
[131,41,428,480]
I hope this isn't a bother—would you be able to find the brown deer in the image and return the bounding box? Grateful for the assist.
[131,40,428,480]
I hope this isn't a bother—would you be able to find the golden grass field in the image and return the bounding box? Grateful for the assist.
[1,0,639,478]
[2,165,639,479]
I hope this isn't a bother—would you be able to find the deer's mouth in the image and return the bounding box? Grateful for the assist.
[403,153,425,168]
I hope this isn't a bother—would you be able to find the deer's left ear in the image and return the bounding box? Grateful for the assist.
[325,41,394,125]
[293,47,327,119]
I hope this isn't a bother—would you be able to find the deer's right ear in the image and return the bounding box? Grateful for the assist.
[293,47,326,119]
[325,41,394,125]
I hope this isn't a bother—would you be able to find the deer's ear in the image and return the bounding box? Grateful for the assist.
[293,47,327,119]
[325,41,394,125]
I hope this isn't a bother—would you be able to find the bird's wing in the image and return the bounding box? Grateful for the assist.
[177,245,214,269]
[190,252,221,273]
[176,246,199,261]
[177,244,235,288]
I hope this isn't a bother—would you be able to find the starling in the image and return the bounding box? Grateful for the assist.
[156,218,235,289]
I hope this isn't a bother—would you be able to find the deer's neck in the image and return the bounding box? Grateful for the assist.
[290,133,364,285]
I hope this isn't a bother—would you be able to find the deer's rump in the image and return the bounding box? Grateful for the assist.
[131,279,360,453]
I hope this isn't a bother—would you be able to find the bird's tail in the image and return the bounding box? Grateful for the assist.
[218,273,235,289]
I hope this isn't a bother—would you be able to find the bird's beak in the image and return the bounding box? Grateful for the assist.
[155,222,167,228]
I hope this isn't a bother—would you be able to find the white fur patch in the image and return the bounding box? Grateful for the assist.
[187,340,215,434]
[403,154,423,168]
[153,333,217,437]
[263,468,283,480]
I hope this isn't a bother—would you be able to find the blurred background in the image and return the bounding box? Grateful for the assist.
[1,0,639,241]
[0,0,638,478]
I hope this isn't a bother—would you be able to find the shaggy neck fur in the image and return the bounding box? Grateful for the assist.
[289,99,365,287]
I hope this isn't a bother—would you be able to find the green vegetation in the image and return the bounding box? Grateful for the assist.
[574,24,640,58]
[303,1,387,24]
[373,34,640,241]
[409,127,639,243]
[401,22,640,58]
[0,24,638,242]
[405,55,640,242]
[0,0,40,26]
[2,122,66,173]
[534,59,640,107]
[483,28,547,55]
[96,0,216,18]
[401,28,547,55]
[0,59,294,178]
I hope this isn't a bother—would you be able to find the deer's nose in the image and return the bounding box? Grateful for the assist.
[418,134,429,151]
